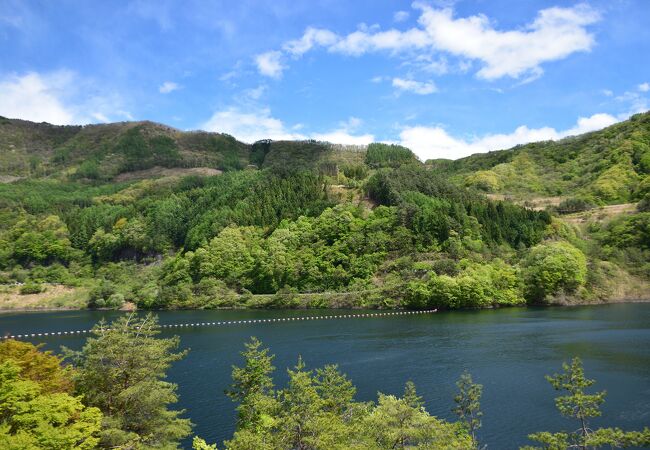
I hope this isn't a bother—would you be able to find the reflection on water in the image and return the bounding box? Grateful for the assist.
[1,303,649,449]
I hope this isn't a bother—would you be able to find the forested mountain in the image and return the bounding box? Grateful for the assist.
[1,114,649,311]
[0,116,365,180]
[428,112,650,206]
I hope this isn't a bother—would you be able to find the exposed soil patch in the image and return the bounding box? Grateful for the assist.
[0,175,23,183]
[562,203,637,224]
[114,166,222,182]
[485,194,564,210]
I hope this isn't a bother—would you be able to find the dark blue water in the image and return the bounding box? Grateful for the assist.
[1,304,649,449]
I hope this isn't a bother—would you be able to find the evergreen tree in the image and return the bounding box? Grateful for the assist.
[226,337,278,432]
[403,381,424,409]
[453,371,483,449]
[523,357,650,450]
[69,313,192,448]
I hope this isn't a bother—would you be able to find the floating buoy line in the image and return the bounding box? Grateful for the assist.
[2,309,437,340]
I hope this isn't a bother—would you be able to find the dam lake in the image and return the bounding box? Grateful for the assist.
[1,303,649,449]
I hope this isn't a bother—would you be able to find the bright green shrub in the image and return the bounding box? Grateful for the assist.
[522,241,588,302]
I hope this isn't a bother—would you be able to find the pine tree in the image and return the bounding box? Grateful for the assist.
[69,313,192,448]
[524,357,650,450]
[453,371,483,449]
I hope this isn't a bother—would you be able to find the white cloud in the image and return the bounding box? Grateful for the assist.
[159,81,179,93]
[394,11,409,22]
[416,3,600,79]
[639,82,650,92]
[330,27,430,56]
[416,55,449,75]
[392,77,437,95]
[0,71,131,125]
[91,112,110,123]
[0,71,75,124]
[243,85,267,100]
[563,113,618,136]
[283,27,338,56]
[202,107,304,142]
[312,130,374,145]
[255,3,600,80]
[615,89,650,115]
[312,116,374,145]
[399,113,618,161]
[201,110,373,145]
[255,51,285,78]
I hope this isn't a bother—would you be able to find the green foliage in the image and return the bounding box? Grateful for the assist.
[453,371,482,448]
[86,279,124,308]
[19,283,43,295]
[0,340,74,394]
[367,165,550,248]
[193,436,219,450]
[1,115,647,310]
[364,392,472,450]
[365,143,418,168]
[74,159,101,180]
[226,337,277,431]
[405,260,525,310]
[261,141,332,175]
[341,163,368,180]
[118,126,181,173]
[556,197,596,215]
[69,314,192,448]
[464,170,501,192]
[155,204,404,303]
[599,212,650,251]
[522,241,588,303]
[224,338,472,450]
[434,112,650,204]
[0,344,102,450]
[523,357,650,450]
[1,215,77,267]
[88,217,157,262]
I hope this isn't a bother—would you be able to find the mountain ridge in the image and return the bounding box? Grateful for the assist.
[3,112,650,208]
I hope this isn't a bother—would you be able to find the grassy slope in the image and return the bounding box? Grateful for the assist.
[428,112,650,205]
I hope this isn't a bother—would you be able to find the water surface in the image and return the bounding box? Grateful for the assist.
[1,304,649,449]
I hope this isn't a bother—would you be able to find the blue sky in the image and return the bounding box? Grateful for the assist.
[1,0,649,160]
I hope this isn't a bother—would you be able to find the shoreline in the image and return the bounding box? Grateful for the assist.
[2,296,649,314]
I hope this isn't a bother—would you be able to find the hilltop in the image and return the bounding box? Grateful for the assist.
[0,116,365,181]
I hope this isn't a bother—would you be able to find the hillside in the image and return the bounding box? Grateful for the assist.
[0,116,366,181]
[428,111,650,206]
[1,115,649,311]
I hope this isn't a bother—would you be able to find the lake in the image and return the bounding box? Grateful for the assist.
[1,303,649,449]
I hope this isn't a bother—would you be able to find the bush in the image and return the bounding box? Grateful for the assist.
[556,197,596,214]
[522,241,588,303]
[87,279,118,308]
[19,283,44,295]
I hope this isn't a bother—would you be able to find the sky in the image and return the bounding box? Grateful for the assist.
[1,0,649,160]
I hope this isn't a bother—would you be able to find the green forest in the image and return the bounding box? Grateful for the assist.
[1,316,648,449]
[1,113,650,311]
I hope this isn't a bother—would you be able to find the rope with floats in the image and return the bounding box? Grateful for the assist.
[2,309,437,340]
